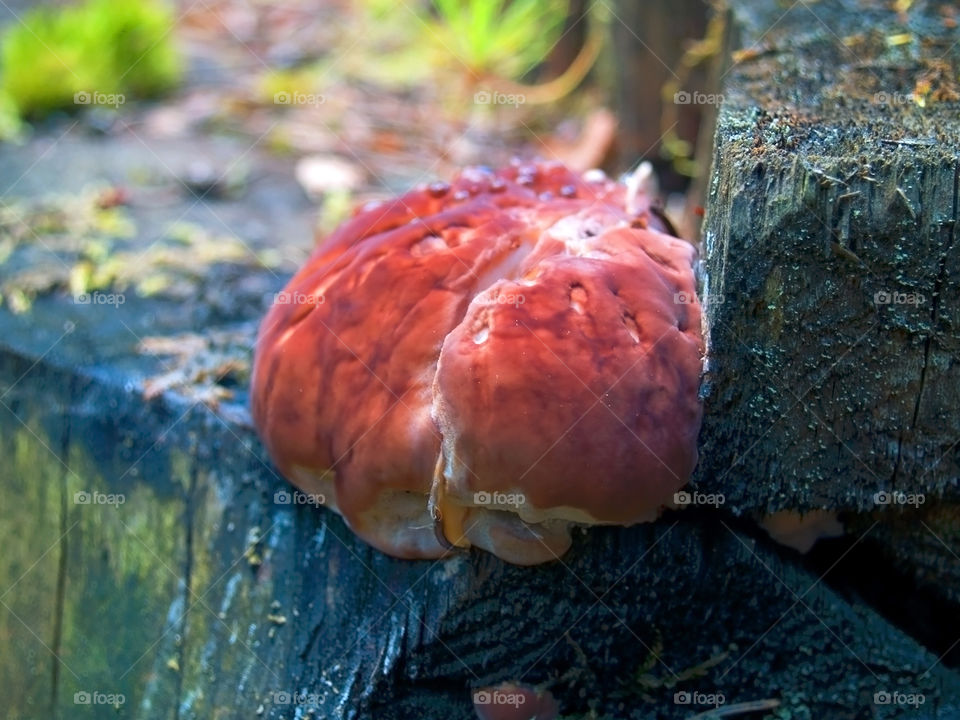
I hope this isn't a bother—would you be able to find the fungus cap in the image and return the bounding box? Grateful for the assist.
[251,162,703,564]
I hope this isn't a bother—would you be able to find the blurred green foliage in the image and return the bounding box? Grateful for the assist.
[429,0,569,80]
[0,0,181,137]
[260,0,588,114]
[323,0,572,89]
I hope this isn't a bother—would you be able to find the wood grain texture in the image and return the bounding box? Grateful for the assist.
[1,324,958,719]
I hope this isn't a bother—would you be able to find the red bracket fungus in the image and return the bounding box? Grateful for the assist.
[251,161,704,565]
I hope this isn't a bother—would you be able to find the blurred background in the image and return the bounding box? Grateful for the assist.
[0,0,722,321]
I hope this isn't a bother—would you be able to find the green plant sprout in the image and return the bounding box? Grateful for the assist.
[429,0,569,81]
[428,0,608,105]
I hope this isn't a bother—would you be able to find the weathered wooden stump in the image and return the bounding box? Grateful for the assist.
[696,0,960,639]
[698,0,960,508]
[2,1,960,719]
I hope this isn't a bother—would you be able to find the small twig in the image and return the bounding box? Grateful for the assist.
[806,165,847,186]
[880,138,937,146]
[829,240,869,269]
[896,187,917,219]
[685,698,781,719]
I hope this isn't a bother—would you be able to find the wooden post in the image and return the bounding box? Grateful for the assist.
[697,0,960,510]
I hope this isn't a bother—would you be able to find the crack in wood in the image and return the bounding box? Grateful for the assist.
[49,398,71,715]
[910,161,958,442]
[172,452,200,720]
